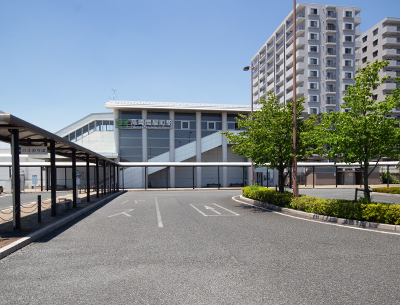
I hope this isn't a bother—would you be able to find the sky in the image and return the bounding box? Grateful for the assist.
[1,0,399,134]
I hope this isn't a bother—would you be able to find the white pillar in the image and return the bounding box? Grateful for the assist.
[142,110,147,188]
[196,111,202,188]
[113,110,120,161]
[169,110,175,188]
[222,112,228,187]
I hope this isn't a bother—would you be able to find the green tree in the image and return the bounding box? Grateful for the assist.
[222,93,318,192]
[317,60,400,200]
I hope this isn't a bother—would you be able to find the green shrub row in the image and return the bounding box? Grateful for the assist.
[242,186,400,225]
[372,187,400,194]
[242,185,292,208]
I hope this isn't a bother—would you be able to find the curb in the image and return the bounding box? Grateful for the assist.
[238,195,399,232]
[0,192,123,260]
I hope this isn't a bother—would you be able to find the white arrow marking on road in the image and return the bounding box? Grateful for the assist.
[204,205,221,214]
[212,203,240,216]
[108,209,134,218]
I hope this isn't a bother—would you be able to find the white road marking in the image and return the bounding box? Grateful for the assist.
[232,196,400,236]
[155,197,163,228]
[120,200,129,205]
[212,203,240,216]
[190,204,208,216]
[191,203,240,216]
[205,205,221,214]
[108,209,134,218]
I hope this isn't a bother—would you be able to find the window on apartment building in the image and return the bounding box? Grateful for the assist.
[397,60,400,65]
[327,10,336,18]
[327,23,336,31]
[310,70,318,77]
[344,23,353,30]
[373,28,378,36]
[309,83,318,90]
[372,95,378,101]
[373,39,378,47]
[344,72,352,79]
[345,60,353,67]
[345,36,353,42]
[327,35,335,43]
[310,8,318,15]
[327,97,335,104]
[326,109,334,114]
[397,26,400,31]
[310,20,318,27]
[309,45,318,52]
[327,59,335,67]
[362,56,367,63]
[362,46,367,53]
[344,84,351,91]
[327,85,335,92]
[310,95,318,102]
[309,108,318,115]
[345,48,353,54]
[373,50,378,57]
[327,72,335,79]
[327,47,336,55]
[345,11,353,17]
[310,33,318,40]
[309,58,318,65]
[362,35,368,43]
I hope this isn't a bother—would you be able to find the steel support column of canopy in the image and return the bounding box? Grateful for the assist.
[50,140,57,217]
[72,149,77,208]
[109,163,112,193]
[103,161,106,195]
[116,165,119,192]
[86,154,90,203]
[11,129,21,231]
[96,157,100,198]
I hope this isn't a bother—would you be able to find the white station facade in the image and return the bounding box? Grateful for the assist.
[55,101,274,189]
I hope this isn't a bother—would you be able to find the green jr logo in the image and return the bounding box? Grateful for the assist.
[115,119,129,128]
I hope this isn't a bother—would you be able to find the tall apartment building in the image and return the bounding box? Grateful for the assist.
[358,17,400,118]
[251,3,361,116]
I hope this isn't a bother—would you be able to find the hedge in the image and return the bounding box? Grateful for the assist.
[372,187,400,194]
[242,186,400,225]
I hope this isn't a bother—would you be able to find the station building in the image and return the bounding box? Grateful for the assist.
[55,101,276,189]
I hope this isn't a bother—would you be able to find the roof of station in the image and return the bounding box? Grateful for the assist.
[0,112,118,165]
[105,101,261,113]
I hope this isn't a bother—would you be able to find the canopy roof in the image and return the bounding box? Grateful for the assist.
[0,113,118,165]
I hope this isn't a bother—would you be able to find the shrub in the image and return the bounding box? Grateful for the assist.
[242,186,292,208]
[242,187,400,225]
[372,187,400,194]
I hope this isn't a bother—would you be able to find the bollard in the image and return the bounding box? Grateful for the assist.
[38,195,41,223]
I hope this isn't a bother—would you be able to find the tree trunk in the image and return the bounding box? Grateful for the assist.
[278,167,285,193]
[363,160,370,201]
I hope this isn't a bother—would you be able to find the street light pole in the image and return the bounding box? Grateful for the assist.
[243,64,255,186]
[293,0,298,197]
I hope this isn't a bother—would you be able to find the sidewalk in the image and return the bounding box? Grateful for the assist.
[0,190,123,251]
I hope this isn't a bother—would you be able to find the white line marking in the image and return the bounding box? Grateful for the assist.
[232,196,400,236]
[190,204,208,216]
[155,197,163,228]
[212,203,240,216]
[205,205,221,214]
[120,200,129,205]
[108,209,134,218]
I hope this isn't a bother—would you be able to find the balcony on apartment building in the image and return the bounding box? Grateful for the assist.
[382,82,400,91]
[326,24,337,32]
[326,11,337,20]
[387,59,400,68]
[286,36,306,55]
[326,98,336,106]
[267,52,274,64]
[382,37,400,46]
[326,60,337,69]
[286,61,305,78]
[382,25,400,36]
[326,73,336,81]
[276,31,285,45]
[326,48,337,57]
[382,48,400,58]
[267,71,274,83]
[276,54,284,66]
[326,86,337,94]
[285,85,305,101]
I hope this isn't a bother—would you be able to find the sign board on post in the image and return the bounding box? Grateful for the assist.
[32,175,37,185]
[19,146,48,155]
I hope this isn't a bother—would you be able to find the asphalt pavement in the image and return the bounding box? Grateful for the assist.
[1,189,400,304]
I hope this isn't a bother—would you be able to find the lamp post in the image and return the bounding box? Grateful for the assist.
[243,65,254,186]
[293,0,298,197]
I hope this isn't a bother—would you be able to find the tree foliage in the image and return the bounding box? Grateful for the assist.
[316,60,400,200]
[222,93,318,192]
